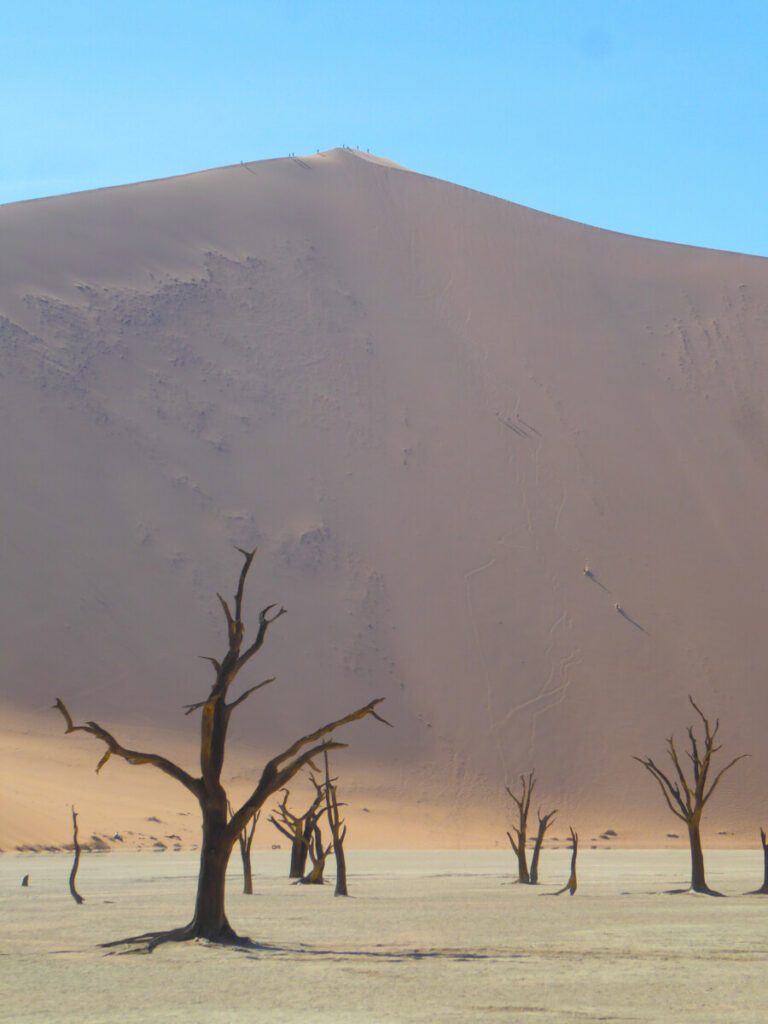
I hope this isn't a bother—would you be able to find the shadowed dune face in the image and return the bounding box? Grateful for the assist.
[2,149,768,848]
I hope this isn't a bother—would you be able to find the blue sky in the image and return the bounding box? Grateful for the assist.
[4,1,768,256]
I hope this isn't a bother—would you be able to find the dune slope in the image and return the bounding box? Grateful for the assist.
[2,149,767,848]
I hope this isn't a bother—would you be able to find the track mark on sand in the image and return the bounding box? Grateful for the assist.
[463,557,507,774]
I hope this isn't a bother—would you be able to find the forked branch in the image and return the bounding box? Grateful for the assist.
[228,698,389,839]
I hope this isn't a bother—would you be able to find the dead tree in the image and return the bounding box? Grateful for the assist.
[53,548,390,950]
[553,827,578,895]
[529,807,558,885]
[323,751,349,896]
[747,828,768,895]
[298,820,331,884]
[268,787,325,879]
[69,806,84,905]
[634,697,747,896]
[233,804,258,895]
[506,772,534,883]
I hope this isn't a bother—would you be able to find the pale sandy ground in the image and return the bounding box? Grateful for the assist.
[2,850,767,1023]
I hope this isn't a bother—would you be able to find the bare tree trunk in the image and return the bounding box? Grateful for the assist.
[748,828,768,894]
[69,806,84,905]
[300,825,330,884]
[553,827,578,896]
[688,818,709,893]
[238,811,258,895]
[324,752,349,896]
[529,809,557,885]
[241,851,253,896]
[298,816,315,877]
[506,772,534,883]
[506,830,529,883]
[188,805,238,940]
[286,823,303,877]
[333,835,348,896]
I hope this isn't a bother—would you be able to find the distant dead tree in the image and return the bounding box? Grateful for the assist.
[506,772,534,883]
[747,829,768,895]
[506,772,556,884]
[323,751,349,896]
[53,548,390,950]
[553,827,578,895]
[268,787,325,879]
[298,817,331,884]
[229,802,258,895]
[69,806,84,905]
[634,697,747,896]
[529,808,558,885]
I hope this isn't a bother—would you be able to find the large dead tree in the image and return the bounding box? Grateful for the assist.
[634,697,747,896]
[54,548,389,950]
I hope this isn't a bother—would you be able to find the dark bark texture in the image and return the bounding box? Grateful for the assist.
[69,806,84,905]
[529,808,557,885]
[324,752,349,896]
[553,827,578,896]
[747,828,768,895]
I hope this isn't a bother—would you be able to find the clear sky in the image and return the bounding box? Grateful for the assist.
[4,1,768,256]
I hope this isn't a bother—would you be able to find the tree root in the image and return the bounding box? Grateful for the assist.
[101,921,258,954]
[663,885,725,897]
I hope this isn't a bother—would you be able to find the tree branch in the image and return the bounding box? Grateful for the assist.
[228,678,275,713]
[236,604,287,672]
[53,698,203,799]
[233,547,257,624]
[665,736,693,809]
[227,739,348,840]
[183,699,209,716]
[702,753,749,805]
[268,818,296,842]
[633,756,688,821]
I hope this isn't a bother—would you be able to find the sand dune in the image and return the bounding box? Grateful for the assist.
[2,148,768,850]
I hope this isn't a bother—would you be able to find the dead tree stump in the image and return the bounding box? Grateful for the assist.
[747,828,768,894]
[69,806,85,905]
[553,827,578,896]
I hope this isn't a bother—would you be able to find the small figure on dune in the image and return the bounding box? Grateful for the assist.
[583,565,610,592]
[615,602,622,613]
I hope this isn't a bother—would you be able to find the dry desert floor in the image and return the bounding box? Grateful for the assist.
[2,849,767,1023]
